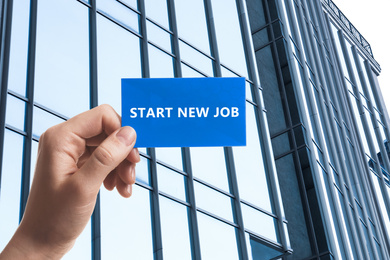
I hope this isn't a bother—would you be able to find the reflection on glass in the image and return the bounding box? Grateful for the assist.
[155,147,183,170]
[5,95,25,131]
[233,104,272,212]
[174,0,210,54]
[194,181,233,222]
[146,21,171,52]
[32,107,65,139]
[97,0,139,33]
[35,0,89,118]
[144,0,169,28]
[157,164,186,201]
[197,212,239,260]
[210,0,247,77]
[190,147,229,191]
[7,0,30,96]
[101,185,153,259]
[246,233,283,260]
[0,130,24,251]
[159,196,191,260]
[97,14,141,113]
[241,203,278,242]
[148,44,174,78]
[179,41,213,76]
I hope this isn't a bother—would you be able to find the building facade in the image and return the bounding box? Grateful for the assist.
[0,0,389,259]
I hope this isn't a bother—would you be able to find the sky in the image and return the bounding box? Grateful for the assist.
[332,0,390,119]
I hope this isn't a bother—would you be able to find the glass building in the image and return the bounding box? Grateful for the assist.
[0,0,389,259]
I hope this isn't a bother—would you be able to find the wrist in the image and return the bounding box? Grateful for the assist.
[0,225,69,260]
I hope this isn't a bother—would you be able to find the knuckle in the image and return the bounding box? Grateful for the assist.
[99,104,115,115]
[93,145,115,167]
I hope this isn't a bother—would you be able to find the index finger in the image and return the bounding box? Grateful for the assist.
[64,104,122,139]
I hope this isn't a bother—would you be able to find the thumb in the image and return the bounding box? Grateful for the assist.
[77,126,137,190]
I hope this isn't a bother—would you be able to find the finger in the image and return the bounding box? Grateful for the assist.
[117,160,136,185]
[64,104,121,140]
[116,177,133,198]
[76,126,136,190]
[103,170,117,191]
[126,148,140,163]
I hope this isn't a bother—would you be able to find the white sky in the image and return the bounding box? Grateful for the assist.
[332,0,390,119]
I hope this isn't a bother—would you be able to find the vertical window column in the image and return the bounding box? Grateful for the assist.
[338,30,390,220]
[167,0,201,258]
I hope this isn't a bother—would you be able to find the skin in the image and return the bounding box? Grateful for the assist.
[0,104,140,260]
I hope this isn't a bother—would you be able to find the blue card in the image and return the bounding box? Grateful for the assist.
[121,77,246,148]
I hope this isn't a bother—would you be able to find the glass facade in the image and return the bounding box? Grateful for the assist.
[0,0,389,260]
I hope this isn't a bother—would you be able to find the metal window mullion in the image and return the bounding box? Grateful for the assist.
[19,0,38,221]
[364,59,390,157]
[166,0,202,259]
[138,0,163,259]
[313,2,379,259]
[0,0,13,191]
[322,13,383,253]
[203,0,249,259]
[353,47,390,178]
[88,1,101,259]
[238,0,291,256]
[338,30,390,218]
[262,0,321,255]
[337,29,390,257]
[300,1,369,258]
[276,0,340,257]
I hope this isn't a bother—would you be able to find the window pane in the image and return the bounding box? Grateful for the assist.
[155,147,183,170]
[157,164,186,201]
[190,147,229,191]
[97,0,139,33]
[179,40,213,76]
[5,95,25,131]
[241,203,278,242]
[136,155,150,186]
[101,186,153,259]
[160,196,191,259]
[210,0,247,77]
[97,15,142,113]
[197,212,239,260]
[29,140,39,188]
[62,221,91,259]
[194,181,233,222]
[144,0,169,28]
[174,0,210,54]
[120,0,137,10]
[181,63,205,77]
[34,0,89,118]
[0,130,24,251]
[148,44,174,78]
[32,107,65,139]
[233,104,272,212]
[7,0,30,96]
[246,234,283,260]
[147,21,171,52]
